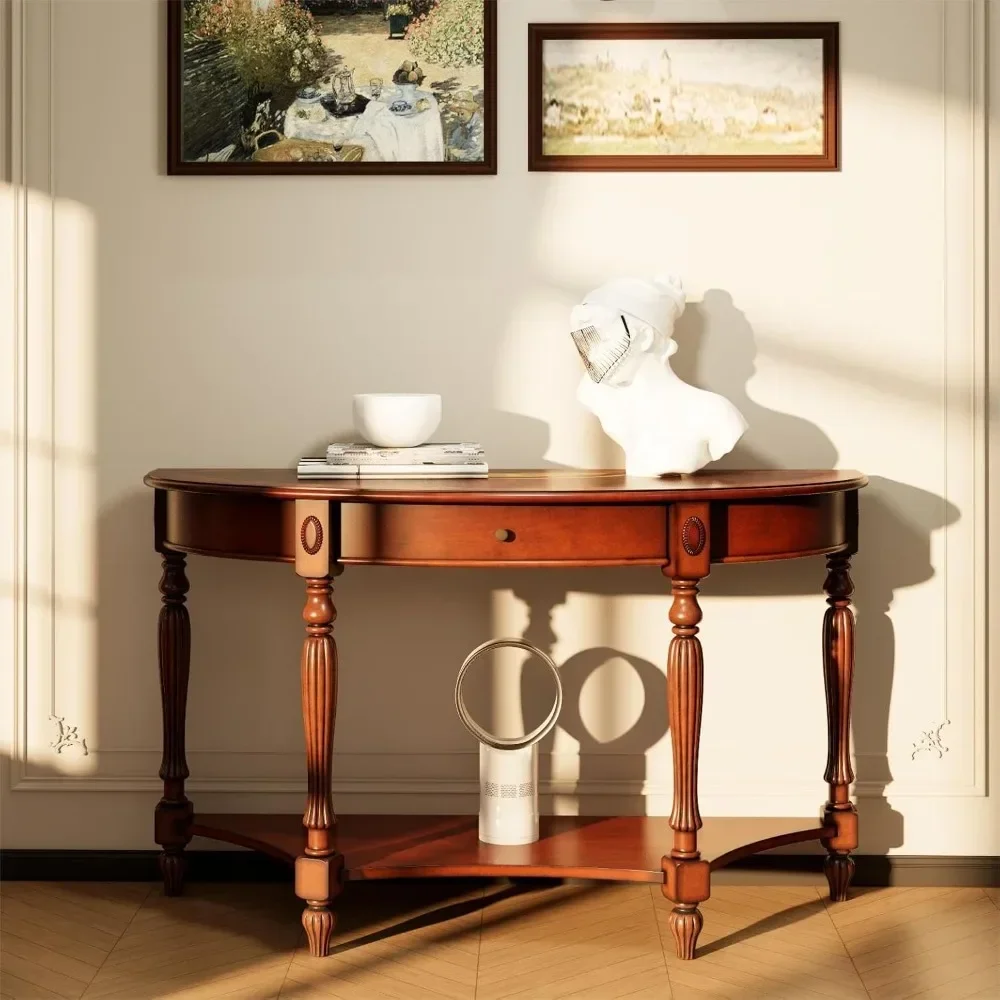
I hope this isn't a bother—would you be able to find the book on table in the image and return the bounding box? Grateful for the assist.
[298,453,488,479]
[299,442,488,479]
[325,442,485,466]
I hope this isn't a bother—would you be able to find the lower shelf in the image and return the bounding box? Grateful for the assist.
[190,814,834,884]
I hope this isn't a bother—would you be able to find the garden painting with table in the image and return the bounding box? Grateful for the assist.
[171,0,493,172]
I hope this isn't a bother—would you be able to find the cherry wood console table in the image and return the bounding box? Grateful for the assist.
[144,468,866,961]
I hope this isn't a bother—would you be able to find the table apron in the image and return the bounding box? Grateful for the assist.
[159,489,854,567]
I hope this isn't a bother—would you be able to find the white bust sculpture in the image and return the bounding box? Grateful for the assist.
[571,276,747,477]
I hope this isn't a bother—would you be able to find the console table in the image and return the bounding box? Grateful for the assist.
[144,468,866,961]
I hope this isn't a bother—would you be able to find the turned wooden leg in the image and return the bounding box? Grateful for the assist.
[297,574,343,955]
[821,554,858,902]
[294,501,343,958]
[661,571,710,960]
[155,550,193,896]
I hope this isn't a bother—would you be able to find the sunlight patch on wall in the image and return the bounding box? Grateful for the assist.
[50,197,98,773]
[492,294,623,469]
[1,182,18,763]
[17,192,99,777]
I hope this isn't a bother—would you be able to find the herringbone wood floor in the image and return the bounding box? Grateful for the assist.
[1,880,997,1000]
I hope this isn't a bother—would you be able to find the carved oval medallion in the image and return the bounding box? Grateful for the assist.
[300,515,324,556]
[681,516,706,557]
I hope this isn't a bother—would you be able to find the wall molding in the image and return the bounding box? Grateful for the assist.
[4,749,983,800]
[4,1,993,808]
[932,0,990,798]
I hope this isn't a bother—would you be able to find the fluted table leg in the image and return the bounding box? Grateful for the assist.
[155,551,193,896]
[662,576,710,959]
[660,505,712,960]
[293,501,344,958]
[821,554,858,901]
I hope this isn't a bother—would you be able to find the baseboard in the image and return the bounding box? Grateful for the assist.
[0,850,292,883]
[2,850,997,886]
[732,853,1000,887]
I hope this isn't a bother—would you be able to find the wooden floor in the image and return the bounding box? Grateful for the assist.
[1,880,997,1000]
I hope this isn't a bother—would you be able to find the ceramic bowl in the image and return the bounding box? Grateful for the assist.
[353,393,442,448]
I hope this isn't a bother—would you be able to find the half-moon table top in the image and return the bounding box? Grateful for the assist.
[145,468,867,504]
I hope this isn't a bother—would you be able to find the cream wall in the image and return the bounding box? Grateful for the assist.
[2,0,997,855]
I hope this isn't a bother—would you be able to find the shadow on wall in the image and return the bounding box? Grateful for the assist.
[469,288,958,856]
[670,289,960,853]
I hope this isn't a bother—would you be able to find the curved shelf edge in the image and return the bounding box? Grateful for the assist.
[190,819,299,865]
[191,814,668,882]
[338,558,669,569]
[192,813,835,885]
[710,823,835,872]
[190,819,660,881]
[350,865,661,883]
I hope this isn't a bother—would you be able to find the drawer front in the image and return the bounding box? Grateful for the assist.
[340,503,668,566]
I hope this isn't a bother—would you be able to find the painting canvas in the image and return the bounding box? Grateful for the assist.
[169,0,496,174]
[529,23,839,171]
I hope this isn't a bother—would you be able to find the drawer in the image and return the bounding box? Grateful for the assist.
[340,503,668,566]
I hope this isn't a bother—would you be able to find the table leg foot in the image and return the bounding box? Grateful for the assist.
[824,853,855,902]
[669,905,703,960]
[158,850,186,897]
[296,853,343,959]
[302,903,335,957]
[154,799,192,897]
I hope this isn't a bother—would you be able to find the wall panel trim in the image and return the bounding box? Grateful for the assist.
[4,0,993,812]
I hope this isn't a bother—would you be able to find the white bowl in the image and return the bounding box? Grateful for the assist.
[353,393,441,448]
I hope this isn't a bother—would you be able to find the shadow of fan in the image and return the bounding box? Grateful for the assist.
[552,645,667,815]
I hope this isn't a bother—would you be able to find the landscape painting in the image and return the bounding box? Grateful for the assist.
[169,0,496,174]
[529,23,839,172]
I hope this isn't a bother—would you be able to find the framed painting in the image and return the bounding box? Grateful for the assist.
[529,22,839,172]
[168,0,497,174]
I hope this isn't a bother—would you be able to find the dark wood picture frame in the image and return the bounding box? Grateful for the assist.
[528,22,839,172]
[167,0,497,175]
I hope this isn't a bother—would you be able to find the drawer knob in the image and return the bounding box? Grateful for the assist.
[494,528,516,543]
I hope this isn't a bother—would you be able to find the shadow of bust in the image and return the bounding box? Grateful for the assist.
[673,289,838,470]
[667,289,960,852]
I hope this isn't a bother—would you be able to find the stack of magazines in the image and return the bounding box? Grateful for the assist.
[297,443,488,479]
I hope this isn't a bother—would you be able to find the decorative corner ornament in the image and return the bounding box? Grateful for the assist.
[911,720,950,760]
[50,716,89,756]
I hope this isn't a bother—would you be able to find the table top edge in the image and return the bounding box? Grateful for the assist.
[144,468,869,503]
